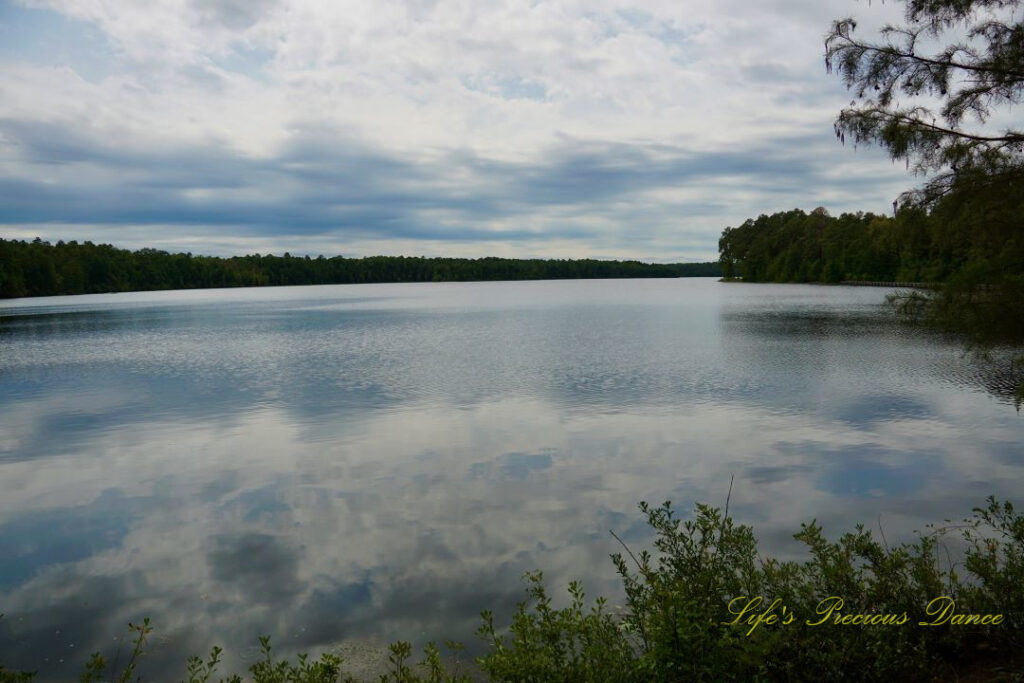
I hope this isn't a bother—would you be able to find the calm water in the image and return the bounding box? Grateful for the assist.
[0,278,1021,678]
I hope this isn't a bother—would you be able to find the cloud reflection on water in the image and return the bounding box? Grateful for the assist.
[0,280,1021,678]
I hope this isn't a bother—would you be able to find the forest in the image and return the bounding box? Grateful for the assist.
[717,173,1024,343]
[0,238,721,299]
[718,174,1023,286]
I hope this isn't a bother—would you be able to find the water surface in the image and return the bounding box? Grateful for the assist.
[1,279,1021,677]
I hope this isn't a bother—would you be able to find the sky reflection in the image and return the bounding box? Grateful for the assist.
[0,279,1021,678]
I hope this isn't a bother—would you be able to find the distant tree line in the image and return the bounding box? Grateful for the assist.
[718,181,1023,287]
[718,176,1024,343]
[0,238,721,299]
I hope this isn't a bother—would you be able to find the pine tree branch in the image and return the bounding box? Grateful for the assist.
[883,112,1024,142]
[834,35,1024,80]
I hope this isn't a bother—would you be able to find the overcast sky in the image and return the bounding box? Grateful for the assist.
[0,0,919,261]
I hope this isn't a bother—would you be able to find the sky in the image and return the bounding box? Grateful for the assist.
[0,0,920,261]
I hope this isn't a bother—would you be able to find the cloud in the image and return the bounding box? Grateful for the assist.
[0,113,907,259]
[192,0,281,31]
[0,0,915,259]
[207,532,305,601]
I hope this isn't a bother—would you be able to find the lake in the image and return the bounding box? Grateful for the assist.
[1,278,1021,678]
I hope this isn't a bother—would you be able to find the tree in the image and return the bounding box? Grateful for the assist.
[825,0,1024,205]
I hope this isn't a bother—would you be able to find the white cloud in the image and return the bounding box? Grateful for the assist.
[1,0,918,258]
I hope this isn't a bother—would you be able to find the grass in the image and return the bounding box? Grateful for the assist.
[2,496,1022,682]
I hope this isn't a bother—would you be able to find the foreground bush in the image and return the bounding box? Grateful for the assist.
[2,497,1022,681]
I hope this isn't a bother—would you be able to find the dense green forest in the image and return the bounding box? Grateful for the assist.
[717,173,1024,344]
[718,178,1023,286]
[0,238,721,299]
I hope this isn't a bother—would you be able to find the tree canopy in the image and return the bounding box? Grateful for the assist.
[825,0,1024,205]
[0,239,720,299]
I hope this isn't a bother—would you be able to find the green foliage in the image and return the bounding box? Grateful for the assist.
[78,618,152,683]
[718,196,1024,290]
[373,640,471,683]
[957,498,1024,638]
[376,640,471,683]
[719,208,905,284]
[610,501,763,680]
[246,636,346,683]
[482,498,1024,681]
[0,238,721,299]
[182,646,228,683]
[476,571,637,682]
[69,632,474,683]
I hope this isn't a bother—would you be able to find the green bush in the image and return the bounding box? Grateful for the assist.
[476,572,636,682]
